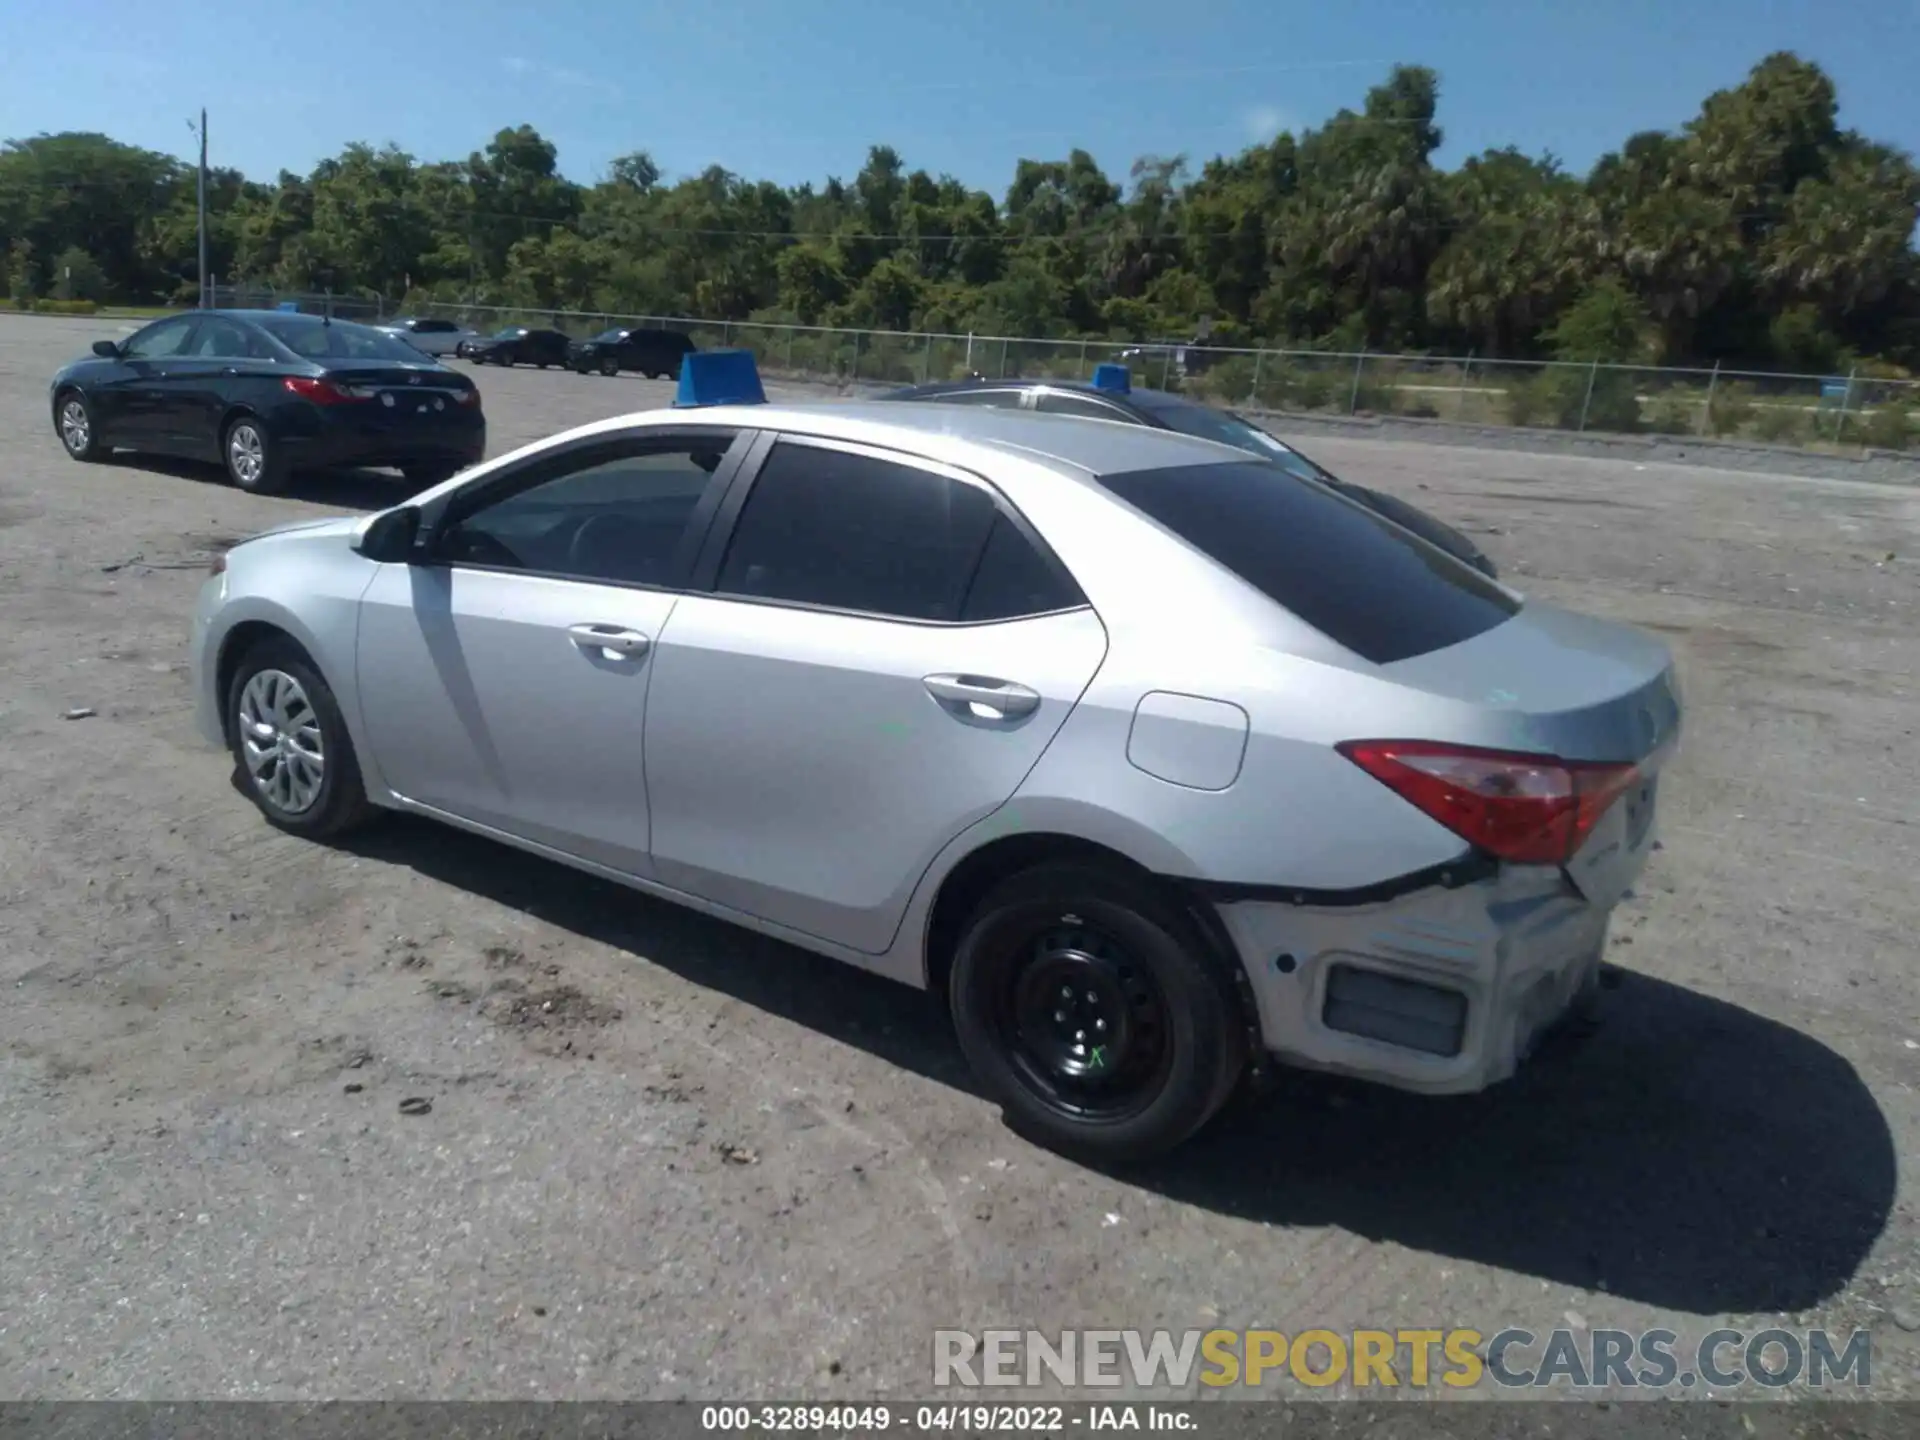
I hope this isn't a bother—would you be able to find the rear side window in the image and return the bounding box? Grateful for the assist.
[960,514,1084,621]
[718,442,998,622]
[1095,460,1518,664]
[258,318,427,362]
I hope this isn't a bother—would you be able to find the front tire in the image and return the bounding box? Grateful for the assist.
[223,415,288,494]
[56,390,105,462]
[600,356,619,377]
[948,863,1246,1162]
[226,638,378,840]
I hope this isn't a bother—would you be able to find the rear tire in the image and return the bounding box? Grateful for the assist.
[223,415,288,495]
[56,390,105,462]
[226,637,378,840]
[948,863,1246,1162]
[600,356,619,377]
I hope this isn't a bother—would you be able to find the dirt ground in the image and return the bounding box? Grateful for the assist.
[1,312,1916,1405]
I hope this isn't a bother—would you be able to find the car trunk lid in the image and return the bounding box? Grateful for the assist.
[1375,600,1682,908]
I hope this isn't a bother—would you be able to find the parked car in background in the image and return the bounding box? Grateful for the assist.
[374,317,479,357]
[50,310,484,494]
[569,326,697,379]
[464,327,572,368]
[880,372,1497,577]
[189,352,1679,1159]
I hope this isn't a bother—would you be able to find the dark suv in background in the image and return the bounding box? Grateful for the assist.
[568,326,697,379]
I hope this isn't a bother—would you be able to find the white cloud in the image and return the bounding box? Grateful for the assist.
[1243,105,1296,141]
[499,55,615,94]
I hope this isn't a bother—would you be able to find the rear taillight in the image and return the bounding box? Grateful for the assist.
[283,376,369,405]
[455,386,480,408]
[1337,740,1641,866]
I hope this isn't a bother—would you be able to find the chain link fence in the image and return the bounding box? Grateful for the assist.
[397,298,1918,454]
[208,284,389,323]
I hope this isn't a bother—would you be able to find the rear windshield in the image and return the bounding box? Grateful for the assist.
[1143,398,1336,482]
[1095,460,1518,664]
[257,318,429,363]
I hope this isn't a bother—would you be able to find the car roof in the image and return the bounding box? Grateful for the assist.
[888,376,1195,410]
[539,398,1250,482]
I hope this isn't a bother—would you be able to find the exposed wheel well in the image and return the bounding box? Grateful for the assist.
[213,622,308,742]
[923,831,1245,997]
[218,404,261,440]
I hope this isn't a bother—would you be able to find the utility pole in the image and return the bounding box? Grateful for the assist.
[196,108,209,308]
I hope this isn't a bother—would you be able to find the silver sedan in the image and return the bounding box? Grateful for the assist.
[189,359,1682,1159]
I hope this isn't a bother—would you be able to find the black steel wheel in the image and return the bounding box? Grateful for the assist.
[949,862,1246,1161]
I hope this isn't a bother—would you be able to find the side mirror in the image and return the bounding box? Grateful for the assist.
[92,340,121,358]
[352,506,422,564]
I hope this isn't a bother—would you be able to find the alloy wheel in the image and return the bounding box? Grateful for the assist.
[237,668,326,814]
[227,424,265,487]
[59,399,90,454]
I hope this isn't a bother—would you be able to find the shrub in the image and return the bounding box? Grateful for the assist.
[32,298,99,315]
[1751,404,1812,445]
[1504,367,1641,433]
[1641,390,1699,436]
[1857,398,1916,451]
[1288,367,1339,411]
[1706,381,1757,438]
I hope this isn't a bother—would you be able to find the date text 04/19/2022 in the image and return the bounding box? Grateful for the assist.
[699,1405,1194,1432]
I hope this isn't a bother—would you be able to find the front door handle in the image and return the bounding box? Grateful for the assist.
[923,674,1041,719]
[567,624,651,656]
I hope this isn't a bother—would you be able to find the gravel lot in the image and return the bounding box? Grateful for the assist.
[1,312,1917,1405]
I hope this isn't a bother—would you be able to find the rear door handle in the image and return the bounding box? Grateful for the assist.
[567,624,651,656]
[923,674,1041,719]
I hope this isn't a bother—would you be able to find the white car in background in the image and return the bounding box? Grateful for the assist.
[373,317,478,357]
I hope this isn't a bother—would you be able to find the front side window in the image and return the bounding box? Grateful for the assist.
[187,317,269,359]
[122,316,197,359]
[717,442,1000,622]
[1095,459,1518,664]
[435,438,736,587]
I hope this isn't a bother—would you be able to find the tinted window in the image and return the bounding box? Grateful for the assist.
[1095,460,1518,664]
[718,443,997,621]
[1036,391,1130,421]
[492,328,525,339]
[961,515,1084,621]
[122,316,197,359]
[921,388,1025,409]
[187,316,271,359]
[416,319,455,333]
[257,318,428,363]
[592,329,626,343]
[437,440,733,586]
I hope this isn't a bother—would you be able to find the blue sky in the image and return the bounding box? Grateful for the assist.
[3,0,1917,196]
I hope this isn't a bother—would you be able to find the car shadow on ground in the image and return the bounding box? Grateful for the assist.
[107,453,402,512]
[349,815,1894,1318]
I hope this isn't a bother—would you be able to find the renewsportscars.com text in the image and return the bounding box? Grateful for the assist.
[933,1328,1874,1391]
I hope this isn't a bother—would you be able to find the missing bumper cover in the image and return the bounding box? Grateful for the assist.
[1322,963,1468,1057]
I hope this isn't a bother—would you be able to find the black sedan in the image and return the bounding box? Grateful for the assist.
[880,376,1497,577]
[463,326,572,368]
[50,310,485,495]
[568,326,696,378]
